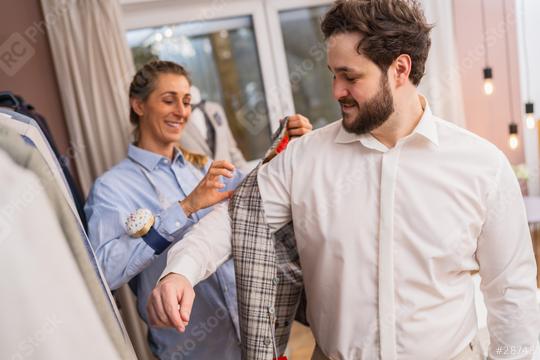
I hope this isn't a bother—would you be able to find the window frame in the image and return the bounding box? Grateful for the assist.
[121,0,285,133]
[263,0,334,117]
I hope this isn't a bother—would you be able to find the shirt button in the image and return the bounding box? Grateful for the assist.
[272,277,279,285]
[263,337,271,346]
[267,306,275,315]
[175,221,181,228]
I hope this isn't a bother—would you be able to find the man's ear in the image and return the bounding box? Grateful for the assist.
[392,54,412,87]
[131,97,144,117]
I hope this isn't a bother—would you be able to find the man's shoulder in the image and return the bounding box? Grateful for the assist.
[433,116,506,169]
[289,119,343,149]
[435,117,501,151]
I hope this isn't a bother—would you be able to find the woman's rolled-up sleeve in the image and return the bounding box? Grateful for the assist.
[85,178,195,290]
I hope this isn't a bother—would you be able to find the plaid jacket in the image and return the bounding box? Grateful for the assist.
[229,167,305,359]
[229,119,307,359]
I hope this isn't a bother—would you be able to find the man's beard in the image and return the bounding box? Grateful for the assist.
[340,75,395,135]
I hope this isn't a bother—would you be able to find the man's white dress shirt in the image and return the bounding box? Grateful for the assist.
[163,98,539,359]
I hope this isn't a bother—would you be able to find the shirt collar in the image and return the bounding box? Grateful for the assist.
[413,95,439,146]
[334,95,439,149]
[128,143,185,171]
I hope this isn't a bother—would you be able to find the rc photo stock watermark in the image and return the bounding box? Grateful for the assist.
[0,0,78,77]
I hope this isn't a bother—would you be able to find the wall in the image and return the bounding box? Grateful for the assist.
[454,0,524,165]
[517,0,540,194]
[419,0,467,129]
[1,0,529,169]
[0,0,73,166]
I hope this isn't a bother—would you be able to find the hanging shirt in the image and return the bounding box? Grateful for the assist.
[162,96,540,360]
[0,123,134,357]
[85,144,243,360]
[0,149,121,359]
[189,106,209,141]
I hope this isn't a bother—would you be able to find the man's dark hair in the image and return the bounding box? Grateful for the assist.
[321,0,433,86]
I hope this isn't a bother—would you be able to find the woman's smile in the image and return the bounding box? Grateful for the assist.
[164,119,185,130]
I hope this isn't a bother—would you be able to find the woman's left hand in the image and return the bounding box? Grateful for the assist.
[286,114,313,138]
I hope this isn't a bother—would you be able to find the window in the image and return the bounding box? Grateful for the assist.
[127,16,271,160]
[122,0,336,160]
[279,5,340,128]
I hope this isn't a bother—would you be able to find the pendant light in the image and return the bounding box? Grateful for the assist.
[481,0,494,95]
[509,123,519,150]
[520,0,535,129]
[503,0,519,150]
[526,102,535,129]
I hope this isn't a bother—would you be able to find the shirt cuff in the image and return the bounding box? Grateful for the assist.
[154,202,193,242]
[159,254,202,287]
[142,226,170,255]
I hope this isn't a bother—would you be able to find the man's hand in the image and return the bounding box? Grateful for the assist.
[286,114,312,138]
[147,273,195,333]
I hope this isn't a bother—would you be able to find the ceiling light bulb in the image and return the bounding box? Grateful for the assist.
[508,123,519,150]
[483,67,494,95]
[526,113,535,129]
[525,102,535,129]
[483,79,494,95]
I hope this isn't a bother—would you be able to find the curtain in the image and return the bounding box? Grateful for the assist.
[40,2,156,359]
[41,0,135,195]
[419,0,467,127]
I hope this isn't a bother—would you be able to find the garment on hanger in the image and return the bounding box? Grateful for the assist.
[0,108,83,226]
[0,149,120,359]
[189,107,209,141]
[0,92,57,150]
[181,100,248,170]
[192,101,217,156]
[0,100,87,230]
[0,123,136,359]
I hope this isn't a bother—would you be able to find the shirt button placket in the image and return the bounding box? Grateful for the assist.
[378,148,401,360]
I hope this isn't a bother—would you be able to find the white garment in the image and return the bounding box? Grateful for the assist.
[0,150,120,359]
[0,112,79,224]
[189,107,208,141]
[163,97,539,360]
[189,86,208,140]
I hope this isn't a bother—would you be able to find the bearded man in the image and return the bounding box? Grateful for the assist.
[147,1,540,359]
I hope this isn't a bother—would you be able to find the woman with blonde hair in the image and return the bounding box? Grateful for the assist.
[85,60,311,359]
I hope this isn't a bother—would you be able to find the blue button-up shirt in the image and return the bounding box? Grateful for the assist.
[85,144,242,360]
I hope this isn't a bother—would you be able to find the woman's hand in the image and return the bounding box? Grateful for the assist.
[286,114,313,138]
[180,160,235,216]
